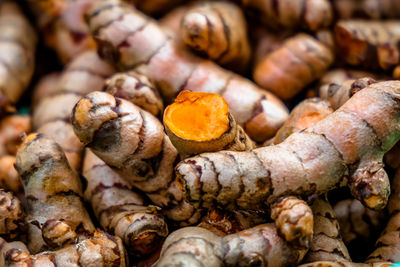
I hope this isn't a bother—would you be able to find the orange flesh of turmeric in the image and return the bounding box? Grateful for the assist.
[164,91,230,141]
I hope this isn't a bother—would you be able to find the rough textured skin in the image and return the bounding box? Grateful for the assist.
[241,0,333,31]
[86,0,289,142]
[253,33,334,100]
[180,2,251,73]
[0,156,23,195]
[0,1,37,115]
[14,134,95,253]
[4,230,127,267]
[83,149,168,257]
[164,91,254,158]
[157,225,307,267]
[71,92,196,224]
[32,72,61,110]
[366,168,400,263]
[0,190,25,241]
[0,238,28,267]
[0,115,31,157]
[270,98,333,145]
[33,51,115,170]
[303,197,351,263]
[334,199,384,246]
[333,0,400,19]
[335,20,400,71]
[319,77,377,110]
[103,70,164,117]
[176,81,400,233]
[299,261,391,267]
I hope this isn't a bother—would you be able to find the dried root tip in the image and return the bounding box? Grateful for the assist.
[0,156,23,195]
[41,220,77,248]
[271,98,333,145]
[319,77,377,110]
[0,190,25,240]
[303,197,351,263]
[164,91,254,158]
[103,71,164,117]
[253,33,334,100]
[0,115,31,157]
[5,230,127,267]
[271,196,314,248]
[180,2,251,73]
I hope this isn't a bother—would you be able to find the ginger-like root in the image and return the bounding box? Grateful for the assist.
[0,156,23,195]
[86,0,289,142]
[4,230,127,267]
[103,71,164,117]
[319,77,377,110]
[0,190,25,241]
[335,20,400,71]
[333,0,400,19]
[180,1,251,73]
[0,115,31,156]
[164,91,254,158]
[176,81,400,243]
[253,33,334,100]
[270,98,333,145]
[33,51,115,170]
[0,238,28,267]
[157,225,307,266]
[32,72,60,110]
[241,0,332,31]
[0,1,37,115]
[83,149,168,257]
[303,197,351,263]
[15,133,95,253]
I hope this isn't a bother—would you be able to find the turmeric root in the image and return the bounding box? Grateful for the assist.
[0,1,37,115]
[130,0,184,16]
[86,0,289,142]
[156,225,307,266]
[303,197,351,263]
[253,33,334,100]
[164,91,254,158]
[299,261,391,267]
[319,69,381,87]
[335,20,400,71]
[103,70,164,117]
[241,0,333,31]
[0,115,31,157]
[319,77,377,110]
[4,230,127,267]
[180,1,251,73]
[0,190,25,241]
[176,81,400,242]
[33,51,115,170]
[333,0,400,19]
[270,98,333,145]
[0,156,23,196]
[14,134,95,253]
[32,72,60,110]
[0,238,28,267]
[83,149,168,257]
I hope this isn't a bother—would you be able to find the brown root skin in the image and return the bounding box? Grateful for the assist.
[319,69,382,86]
[103,71,164,117]
[335,20,400,71]
[86,0,289,142]
[83,149,168,257]
[31,72,60,110]
[0,238,28,267]
[270,98,333,145]
[15,133,95,253]
[319,77,377,110]
[33,51,115,170]
[157,225,307,267]
[4,230,127,267]
[0,156,23,195]
[253,33,334,100]
[333,0,400,19]
[0,190,26,241]
[176,81,400,236]
[241,0,332,31]
[303,197,351,263]
[129,0,185,16]
[299,261,392,267]
[0,1,37,115]
[0,115,31,157]
[180,1,251,73]
[164,91,254,158]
